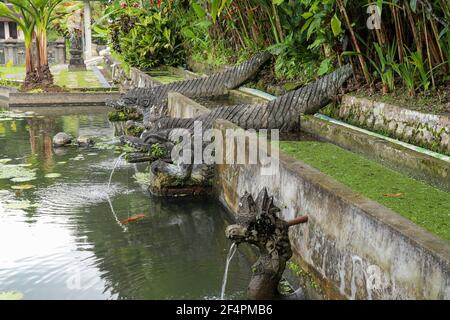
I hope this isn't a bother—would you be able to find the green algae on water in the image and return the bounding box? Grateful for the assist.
[280,140,450,242]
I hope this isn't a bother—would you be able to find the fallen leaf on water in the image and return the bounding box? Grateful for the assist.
[0,291,23,300]
[383,193,403,197]
[11,184,35,190]
[121,214,146,225]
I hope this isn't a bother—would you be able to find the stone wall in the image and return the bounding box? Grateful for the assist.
[325,95,449,155]
[0,40,66,65]
[3,92,120,108]
[129,67,162,88]
[167,92,210,118]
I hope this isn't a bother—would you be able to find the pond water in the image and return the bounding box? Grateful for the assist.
[0,107,251,300]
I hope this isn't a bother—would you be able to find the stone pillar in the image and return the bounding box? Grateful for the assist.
[68,30,86,71]
[55,39,66,64]
[83,0,92,60]
[4,38,17,64]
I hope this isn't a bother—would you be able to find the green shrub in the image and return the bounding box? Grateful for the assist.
[109,7,185,70]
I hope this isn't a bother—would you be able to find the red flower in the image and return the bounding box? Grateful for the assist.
[132,2,140,7]
[157,0,161,8]
[120,2,127,8]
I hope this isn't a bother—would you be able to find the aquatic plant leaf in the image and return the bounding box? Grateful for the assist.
[11,184,35,190]
[57,161,67,165]
[45,173,62,178]
[0,163,36,180]
[16,163,32,167]
[0,291,23,300]
[5,200,39,209]
[383,193,403,197]
[10,177,36,183]
[94,142,115,150]
[133,172,151,186]
[0,158,12,164]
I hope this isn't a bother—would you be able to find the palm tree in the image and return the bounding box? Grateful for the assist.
[30,0,65,84]
[0,1,36,87]
[2,0,65,87]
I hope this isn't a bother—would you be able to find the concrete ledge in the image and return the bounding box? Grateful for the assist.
[213,119,450,300]
[327,95,450,155]
[167,92,210,118]
[5,92,121,108]
[129,67,162,88]
[302,115,450,192]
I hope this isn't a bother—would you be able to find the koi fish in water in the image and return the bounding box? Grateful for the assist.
[121,214,146,225]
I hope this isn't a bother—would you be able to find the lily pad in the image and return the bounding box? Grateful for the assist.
[10,176,36,183]
[5,200,39,210]
[133,172,151,186]
[45,173,61,179]
[16,163,32,167]
[70,155,84,161]
[0,163,36,180]
[11,184,35,190]
[0,291,24,300]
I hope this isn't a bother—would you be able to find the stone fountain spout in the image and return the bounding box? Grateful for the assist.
[225,188,308,300]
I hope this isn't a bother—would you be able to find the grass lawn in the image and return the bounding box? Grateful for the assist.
[0,64,103,88]
[54,69,102,88]
[0,65,26,80]
[280,140,450,242]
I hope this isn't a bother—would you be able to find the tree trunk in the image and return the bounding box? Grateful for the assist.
[35,28,53,86]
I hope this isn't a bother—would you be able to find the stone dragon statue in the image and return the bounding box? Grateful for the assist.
[107,52,272,127]
[109,53,353,196]
[226,188,308,299]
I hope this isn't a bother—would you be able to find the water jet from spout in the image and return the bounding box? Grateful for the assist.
[220,242,237,300]
[108,152,126,190]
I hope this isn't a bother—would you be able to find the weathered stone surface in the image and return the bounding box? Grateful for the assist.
[77,136,94,147]
[121,65,353,194]
[326,95,450,155]
[108,52,272,126]
[226,188,293,299]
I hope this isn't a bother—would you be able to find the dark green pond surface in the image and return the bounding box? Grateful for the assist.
[0,108,251,300]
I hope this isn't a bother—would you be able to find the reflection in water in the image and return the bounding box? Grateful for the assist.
[0,110,251,299]
[28,117,55,171]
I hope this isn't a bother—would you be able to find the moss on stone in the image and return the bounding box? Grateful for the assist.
[125,125,144,137]
[280,140,450,242]
[108,111,142,122]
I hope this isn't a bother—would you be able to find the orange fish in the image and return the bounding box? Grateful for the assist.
[121,214,146,225]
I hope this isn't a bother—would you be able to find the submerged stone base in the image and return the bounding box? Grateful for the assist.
[149,185,211,197]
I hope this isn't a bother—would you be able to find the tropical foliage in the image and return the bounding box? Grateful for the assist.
[99,1,185,70]
[0,0,67,89]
